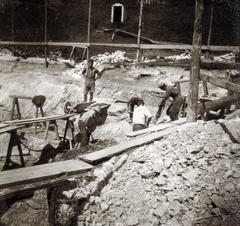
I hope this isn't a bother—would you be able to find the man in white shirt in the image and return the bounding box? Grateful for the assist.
[127,92,143,123]
[132,99,152,131]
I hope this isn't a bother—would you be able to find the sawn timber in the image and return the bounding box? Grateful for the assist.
[80,123,185,164]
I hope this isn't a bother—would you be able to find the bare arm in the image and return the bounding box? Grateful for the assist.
[95,68,105,80]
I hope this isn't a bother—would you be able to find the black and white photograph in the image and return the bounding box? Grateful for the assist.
[0,0,239,225]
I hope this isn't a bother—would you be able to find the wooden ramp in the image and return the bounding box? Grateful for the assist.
[0,159,92,199]
[80,126,182,164]
[127,118,186,137]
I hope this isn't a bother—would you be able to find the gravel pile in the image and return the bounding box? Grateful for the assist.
[51,117,240,226]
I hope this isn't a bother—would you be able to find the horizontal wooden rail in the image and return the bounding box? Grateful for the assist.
[3,113,77,125]
[9,95,33,100]
[200,73,240,93]
[0,41,88,48]
[0,41,239,52]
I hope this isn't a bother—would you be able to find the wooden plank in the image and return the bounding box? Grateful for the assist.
[127,118,186,137]
[80,126,180,164]
[200,73,240,93]
[127,124,171,137]
[9,95,32,100]
[0,125,24,135]
[198,94,240,114]
[0,123,10,129]
[0,159,92,189]
[219,121,240,143]
[0,41,239,51]
[0,173,69,200]
[3,113,76,125]
[0,41,89,48]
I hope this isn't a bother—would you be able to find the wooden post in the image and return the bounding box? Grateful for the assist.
[187,0,204,122]
[205,0,214,59]
[11,0,15,55]
[44,0,48,68]
[136,0,143,63]
[87,0,92,63]
[207,0,214,47]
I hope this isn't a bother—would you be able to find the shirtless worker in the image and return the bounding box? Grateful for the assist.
[156,81,183,122]
[82,59,104,102]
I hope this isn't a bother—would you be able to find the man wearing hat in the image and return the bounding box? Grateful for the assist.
[76,105,102,148]
[82,59,105,102]
[156,81,183,121]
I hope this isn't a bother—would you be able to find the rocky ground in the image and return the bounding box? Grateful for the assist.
[0,51,239,226]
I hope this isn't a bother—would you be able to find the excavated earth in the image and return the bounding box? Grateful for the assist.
[0,53,239,226]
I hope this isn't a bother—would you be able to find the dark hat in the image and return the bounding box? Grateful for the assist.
[158,82,165,88]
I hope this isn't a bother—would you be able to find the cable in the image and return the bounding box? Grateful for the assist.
[19,137,44,152]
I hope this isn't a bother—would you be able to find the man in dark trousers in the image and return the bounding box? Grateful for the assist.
[156,81,183,122]
[82,59,104,102]
[76,105,102,149]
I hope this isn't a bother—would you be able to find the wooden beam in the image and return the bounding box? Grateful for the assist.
[9,95,32,100]
[0,41,239,52]
[219,121,240,143]
[198,94,240,114]
[0,159,92,190]
[0,125,24,135]
[127,118,186,137]
[80,126,182,164]
[0,173,69,201]
[3,113,76,125]
[187,0,203,122]
[200,73,240,93]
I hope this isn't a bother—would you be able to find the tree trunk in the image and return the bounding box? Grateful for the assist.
[136,0,143,63]
[187,0,204,122]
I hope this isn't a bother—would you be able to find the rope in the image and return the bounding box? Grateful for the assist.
[19,136,45,152]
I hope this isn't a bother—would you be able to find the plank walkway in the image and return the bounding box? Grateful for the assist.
[0,159,92,190]
[127,118,186,137]
[80,125,183,164]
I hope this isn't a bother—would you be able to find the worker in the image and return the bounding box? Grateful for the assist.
[132,99,152,131]
[156,81,183,122]
[76,105,102,148]
[82,59,104,102]
[127,92,143,123]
